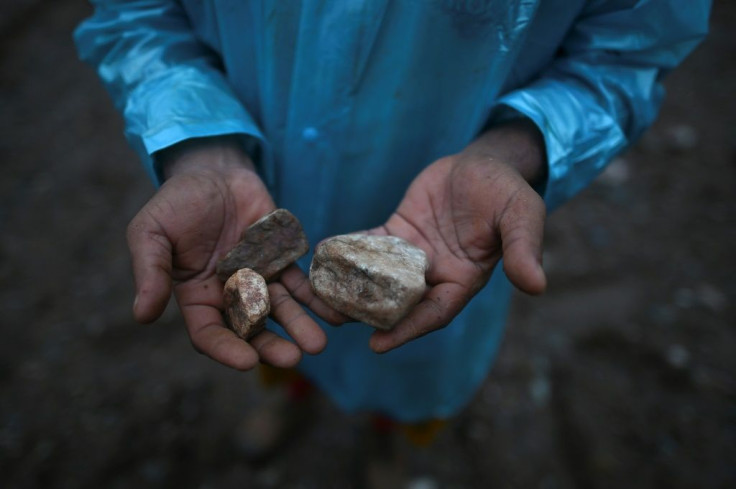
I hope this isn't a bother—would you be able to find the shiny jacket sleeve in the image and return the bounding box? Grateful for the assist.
[73,0,265,184]
[494,0,710,211]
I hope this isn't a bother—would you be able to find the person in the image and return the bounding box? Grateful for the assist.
[74,1,710,424]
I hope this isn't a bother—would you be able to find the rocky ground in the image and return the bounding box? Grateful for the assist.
[0,1,734,488]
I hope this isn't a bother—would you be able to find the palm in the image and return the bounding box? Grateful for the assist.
[369,154,546,352]
[159,169,275,284]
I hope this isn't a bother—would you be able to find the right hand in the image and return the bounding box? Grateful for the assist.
[126,136,344,371]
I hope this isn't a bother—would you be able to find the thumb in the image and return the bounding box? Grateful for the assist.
[126,215,173,323]
[499,191,547,295]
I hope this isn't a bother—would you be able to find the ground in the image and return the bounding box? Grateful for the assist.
[0,2,734,488]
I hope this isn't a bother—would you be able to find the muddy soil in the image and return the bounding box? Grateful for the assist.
[0,1,734,488]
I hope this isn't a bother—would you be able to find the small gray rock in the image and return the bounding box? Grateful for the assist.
[309,234,428,330]
[223,268,270,340]
[216,209,309,282]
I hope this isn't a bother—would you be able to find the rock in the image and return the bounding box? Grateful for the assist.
[309,234,428,330]
[223,268,270,340]
[216,209,309,282]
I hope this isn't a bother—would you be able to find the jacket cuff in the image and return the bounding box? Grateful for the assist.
[492,80,628,212]
[121,65,266,186]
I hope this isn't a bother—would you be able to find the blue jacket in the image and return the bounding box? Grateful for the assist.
[75,0,709,421]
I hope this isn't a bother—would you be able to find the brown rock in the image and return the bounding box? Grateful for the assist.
[216,209,309,282]
[309,234,428,330]
[223,268,270,340]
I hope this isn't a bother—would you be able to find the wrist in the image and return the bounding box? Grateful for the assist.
[461,118,547,186]
[155,135,256,180]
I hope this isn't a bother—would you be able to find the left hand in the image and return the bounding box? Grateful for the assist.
[367,120,548,353]
[127,136,345,371]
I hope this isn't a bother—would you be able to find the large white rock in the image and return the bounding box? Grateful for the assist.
[309,234,428,330]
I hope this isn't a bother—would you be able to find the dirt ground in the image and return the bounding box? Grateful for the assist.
[0,1,734,488]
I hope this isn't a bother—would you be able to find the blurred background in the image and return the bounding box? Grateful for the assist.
[0,1,734,488]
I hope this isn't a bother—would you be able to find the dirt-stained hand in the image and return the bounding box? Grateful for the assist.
[367,121,548,353]
[126,136,344,370]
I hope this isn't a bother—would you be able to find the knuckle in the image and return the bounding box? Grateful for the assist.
[252,334,277,355]
[269,288,291,308]
[281,310,309,328]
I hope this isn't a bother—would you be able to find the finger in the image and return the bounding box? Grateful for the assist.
[369,282,470,353]
[279,265,350,325]
[126,214,173,323]
[268,282,328,354]
[183,303,260,371]
[249,329,303,368]
[499,192,547,295]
